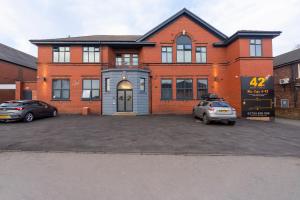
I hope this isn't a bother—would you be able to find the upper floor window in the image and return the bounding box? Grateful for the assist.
[297,64,300,79]
[196,47,207,63]
[132,54,139,66]
[123,54,131,65]
[161,47,172,63]
[176,35,192,63]
[115,54,139,66]
[83,47,100,63]
[53,47,70,63]
[250,39,262,57]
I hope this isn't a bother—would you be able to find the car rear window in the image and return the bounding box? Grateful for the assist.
[0,102,22,107]
[211,102,230,107]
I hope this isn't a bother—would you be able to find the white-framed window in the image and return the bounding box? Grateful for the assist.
[297,63,300,79]
[280,99,289,108]
[53,47,70,63]
[83,47,100,63]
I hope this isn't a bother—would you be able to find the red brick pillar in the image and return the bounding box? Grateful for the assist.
[15,81,21,100]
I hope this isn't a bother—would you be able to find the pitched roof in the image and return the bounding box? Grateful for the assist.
[29,8,281,47]
[137,8,228,42]
[274,48,300,67]
[32,35,142,42]
[0,43,36,70]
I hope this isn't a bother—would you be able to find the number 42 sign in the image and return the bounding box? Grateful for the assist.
[249,77,266,87]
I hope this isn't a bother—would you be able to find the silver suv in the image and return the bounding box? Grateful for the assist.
[193,100,237,125]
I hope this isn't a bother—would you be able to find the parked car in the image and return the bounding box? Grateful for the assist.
[193,100,237,125]
[0,100,57,122]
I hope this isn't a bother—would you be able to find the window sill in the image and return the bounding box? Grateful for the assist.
[81,99,101,101]
[51,99,71,101]
[176,99,195,101]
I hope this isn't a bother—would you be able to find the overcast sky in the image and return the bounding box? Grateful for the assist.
[1,0,299,57]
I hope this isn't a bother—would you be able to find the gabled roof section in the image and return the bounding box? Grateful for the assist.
[0,43,36,70]
[274,48,300,67]
[214,30,281,47]
[137,8,228,42]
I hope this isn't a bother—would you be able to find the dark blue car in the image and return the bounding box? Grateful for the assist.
[0,100,57,122]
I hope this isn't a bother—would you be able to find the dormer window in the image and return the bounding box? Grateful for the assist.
[176,35,192,63]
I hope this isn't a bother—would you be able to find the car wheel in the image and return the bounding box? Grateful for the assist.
[228,121,236,126]
[24,112,34,122]
[203,114,210,125]
[52,110,57,117]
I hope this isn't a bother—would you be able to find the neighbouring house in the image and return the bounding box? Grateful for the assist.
[274,48,300,119]
[0,43,37,103]
[29,8,280,117]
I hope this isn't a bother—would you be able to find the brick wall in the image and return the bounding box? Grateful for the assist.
[0,60,36,83]
[274,65,300,108]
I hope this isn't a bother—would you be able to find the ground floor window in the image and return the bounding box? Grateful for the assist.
[82,79,100,100]
[197,79,208,99]
[280,99,289,108]
[161,79,172,100]
[52,79,70,100]
[176,79,193,100]
[105,78,110,92]
[140,78,145,91]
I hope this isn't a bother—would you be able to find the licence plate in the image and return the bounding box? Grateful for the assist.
[219,110,228,112]
[0,115,11,119]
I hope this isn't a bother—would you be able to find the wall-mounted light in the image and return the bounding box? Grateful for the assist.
[43,77,47,82]
[235,75,239,78]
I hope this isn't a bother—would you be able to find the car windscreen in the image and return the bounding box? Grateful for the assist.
[211,102,230,107]
[0,102,22,107]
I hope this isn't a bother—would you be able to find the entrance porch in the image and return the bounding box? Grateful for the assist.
[102,69,149,115]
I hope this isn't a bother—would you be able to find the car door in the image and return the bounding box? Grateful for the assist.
[38,101,52,117]
[199,101,209,117]
[29,101,45,118]
[194,101,203,117]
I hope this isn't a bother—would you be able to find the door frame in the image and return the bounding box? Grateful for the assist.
[117,89,133,112]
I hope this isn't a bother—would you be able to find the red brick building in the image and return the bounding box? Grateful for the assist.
[30,9,280,116]
[0,43,37,103]
[274,48,300,118]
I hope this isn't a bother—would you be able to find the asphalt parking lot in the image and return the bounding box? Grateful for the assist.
[1,115,300,156]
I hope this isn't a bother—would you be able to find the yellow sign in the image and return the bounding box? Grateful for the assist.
[249,77,266,87]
